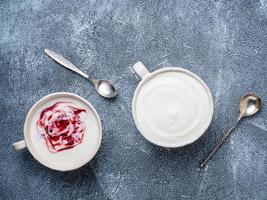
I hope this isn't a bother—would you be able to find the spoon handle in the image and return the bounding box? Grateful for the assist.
[200,115,242,168]
[45,49,89,79]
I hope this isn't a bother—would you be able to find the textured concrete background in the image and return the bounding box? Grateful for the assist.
[1,0,267,199]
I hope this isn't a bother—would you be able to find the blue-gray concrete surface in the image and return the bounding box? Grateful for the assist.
[1,0,267,199]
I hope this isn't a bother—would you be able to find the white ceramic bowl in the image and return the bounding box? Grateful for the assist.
[13,92,102,171]
[132,62,213,148]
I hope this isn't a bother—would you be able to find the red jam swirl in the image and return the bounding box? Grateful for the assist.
[37,102,86,153]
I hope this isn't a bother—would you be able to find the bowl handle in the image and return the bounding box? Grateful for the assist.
[133,61,150,79]
[12,140,26,151]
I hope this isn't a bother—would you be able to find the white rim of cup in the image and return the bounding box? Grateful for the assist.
[23,92,102,171]
[132,67,214,148]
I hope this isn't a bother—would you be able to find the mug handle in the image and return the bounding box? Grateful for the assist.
[133,61,150,79]
[12,140,26,151]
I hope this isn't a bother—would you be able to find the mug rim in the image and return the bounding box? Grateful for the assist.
[132,67,214,148]
[23,92,102,171]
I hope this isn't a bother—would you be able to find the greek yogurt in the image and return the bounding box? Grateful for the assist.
[37,102,87,153]
[132,68,213,147]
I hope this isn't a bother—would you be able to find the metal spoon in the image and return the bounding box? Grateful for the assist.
[44,49,117,98]
[200,92,262,168]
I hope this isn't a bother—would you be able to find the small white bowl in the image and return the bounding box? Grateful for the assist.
[13,92,102,171]
[132,62,213,148]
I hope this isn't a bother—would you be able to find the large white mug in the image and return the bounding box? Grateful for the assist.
[12,92,102,171]
[132,62,213,147]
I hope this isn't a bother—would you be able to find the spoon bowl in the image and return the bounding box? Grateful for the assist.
[93,79,117,98]
[240,93,262,117]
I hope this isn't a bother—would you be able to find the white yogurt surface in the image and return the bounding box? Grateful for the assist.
[25,95,102,170]
[133,68,213,147]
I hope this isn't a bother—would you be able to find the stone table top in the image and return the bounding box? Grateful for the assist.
[1,0,266,199]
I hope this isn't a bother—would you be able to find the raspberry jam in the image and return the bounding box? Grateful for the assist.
[37,102,87,153]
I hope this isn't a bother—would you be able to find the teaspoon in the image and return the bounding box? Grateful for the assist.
[45,49,117,98]
[200,92,262,168]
